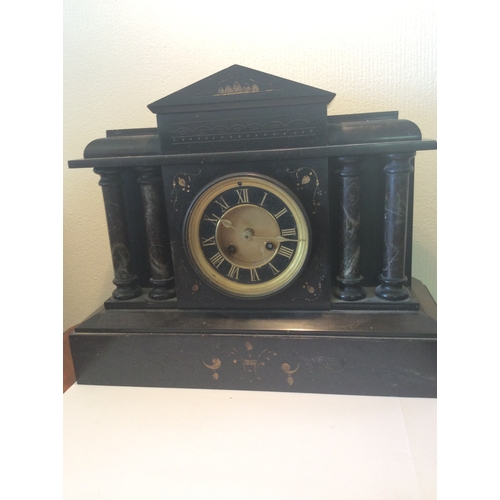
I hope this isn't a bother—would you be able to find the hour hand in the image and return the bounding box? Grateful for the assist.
[219,219,237,230]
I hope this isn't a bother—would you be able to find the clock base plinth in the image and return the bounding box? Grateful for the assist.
[69,279,436,398]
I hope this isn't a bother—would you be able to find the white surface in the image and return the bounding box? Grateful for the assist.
[64,385,436,499]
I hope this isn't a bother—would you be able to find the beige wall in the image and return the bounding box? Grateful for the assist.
[63,0,436,331]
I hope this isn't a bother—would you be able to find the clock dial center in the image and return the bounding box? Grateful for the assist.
[216,204,280,268]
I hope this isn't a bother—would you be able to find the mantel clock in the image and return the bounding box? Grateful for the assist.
[68,65,437,398]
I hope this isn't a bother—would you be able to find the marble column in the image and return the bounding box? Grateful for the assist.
[94,168,142,300]
[334,156,366,301]
[137,166,175,300]
[376,152,415,301]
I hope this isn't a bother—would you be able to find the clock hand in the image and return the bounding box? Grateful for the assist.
[219,219,237,230]
[250,235,303,243]
[219,220,303,242]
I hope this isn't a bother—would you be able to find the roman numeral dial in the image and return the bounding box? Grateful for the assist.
[184,173,311,298]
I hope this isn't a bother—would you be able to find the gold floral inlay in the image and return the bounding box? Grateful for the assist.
[170,170,201,211]
[281,363,300,386]
[287,167,321,214]
[203,341,299,385]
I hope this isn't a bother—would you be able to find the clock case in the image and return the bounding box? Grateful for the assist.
[68,65,437,397]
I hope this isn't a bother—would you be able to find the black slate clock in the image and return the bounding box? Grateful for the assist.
[68,65,437,398]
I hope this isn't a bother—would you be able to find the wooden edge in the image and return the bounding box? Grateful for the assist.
[63,325,77,393]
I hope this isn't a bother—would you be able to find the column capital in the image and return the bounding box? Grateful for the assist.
[383,152,415,174]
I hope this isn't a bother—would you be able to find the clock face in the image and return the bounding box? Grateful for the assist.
[183,173,311,298]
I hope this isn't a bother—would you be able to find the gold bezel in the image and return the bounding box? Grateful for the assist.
[184,173,310,298]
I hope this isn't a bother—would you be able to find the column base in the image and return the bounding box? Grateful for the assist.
[334,277,366,301]
[376,276,410,301]
[112,277,143,300]
[148,278,176,300]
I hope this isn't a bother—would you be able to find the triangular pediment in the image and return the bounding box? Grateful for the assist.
[148,65,335,113]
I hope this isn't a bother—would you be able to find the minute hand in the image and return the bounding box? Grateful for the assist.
[252,235,304,242]
[219,221,303,242]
